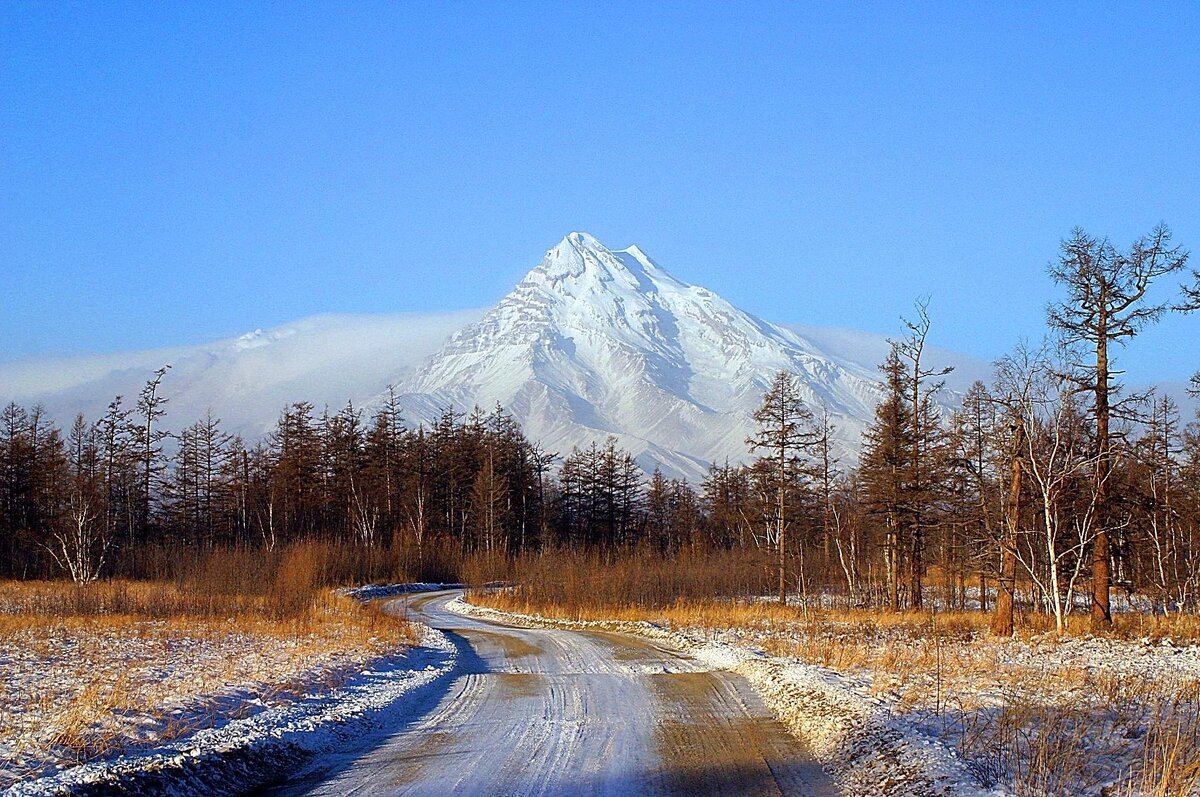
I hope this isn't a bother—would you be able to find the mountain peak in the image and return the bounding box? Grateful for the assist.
[526,232,682,296]
[398,233,893,481]
[544,231,612,267]
[562,231,605,250]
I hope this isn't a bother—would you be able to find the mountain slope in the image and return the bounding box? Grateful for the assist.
[393,233,890,480]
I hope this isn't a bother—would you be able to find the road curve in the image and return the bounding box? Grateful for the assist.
[260,590,839,797]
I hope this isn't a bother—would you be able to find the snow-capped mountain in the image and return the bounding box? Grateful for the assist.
[393,232,890,480]
[2,232,1003,482]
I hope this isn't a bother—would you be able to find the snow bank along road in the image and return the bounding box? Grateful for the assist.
[261,590,840,797]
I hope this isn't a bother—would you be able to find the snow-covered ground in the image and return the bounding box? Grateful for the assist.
[1,596,459,796]
[338,582,463,601]
[702,619,1200,796]
[10,582,1191,796]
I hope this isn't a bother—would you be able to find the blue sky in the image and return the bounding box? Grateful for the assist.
[3,2,1198,384]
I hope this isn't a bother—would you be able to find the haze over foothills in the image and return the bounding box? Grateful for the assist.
[3,2,1199,394]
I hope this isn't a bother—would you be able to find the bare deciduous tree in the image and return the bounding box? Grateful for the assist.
[893,299,953,609]
[45,494,109,583]
[997,343,1102,635]
[1047,225,1190,629]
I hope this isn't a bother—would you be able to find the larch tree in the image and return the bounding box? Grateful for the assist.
[859,348,915,611]
[401,426,434,562]
[180,411,233,545]
[271,402,322,540]
[647,468,672,553]
[701,462,752,549]
[1182,264,1200,311]
[527,442,557,551]
[893,299,953,609]
[95,396,136,549]
[747,370,817,604]
[815,408,840,563]
[995,405,1023,636]
[989,352,1041,638]
[370,385,405,520]
[2,403,33,565]
[1134,395,1188,613]
[1046,225,1190,628]
[134,366,171,537]
[948,381,998,614]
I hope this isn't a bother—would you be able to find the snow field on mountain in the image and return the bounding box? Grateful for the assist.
[0,589,452,795]
[392,232,902,481]
[5,232,1196,484]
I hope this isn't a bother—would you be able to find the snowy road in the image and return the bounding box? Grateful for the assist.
[259,590,839,797]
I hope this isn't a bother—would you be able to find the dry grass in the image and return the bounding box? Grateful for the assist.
[461,546,777,611]
[0,546,417,787]
[1118,703,1200,797]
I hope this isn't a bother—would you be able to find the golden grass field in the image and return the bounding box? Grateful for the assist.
[0,577,414,787]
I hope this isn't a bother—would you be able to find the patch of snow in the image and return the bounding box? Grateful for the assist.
[339,582,464,602]
[4,611,458,796]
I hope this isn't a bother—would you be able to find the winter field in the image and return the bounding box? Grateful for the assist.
[472,586,1200,797]
[0,576,422,792]
[3,570,1199,797]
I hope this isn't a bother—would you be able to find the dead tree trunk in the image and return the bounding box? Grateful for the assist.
[993,415,1022,637]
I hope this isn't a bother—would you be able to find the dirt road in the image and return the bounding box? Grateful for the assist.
[260,590,839,797]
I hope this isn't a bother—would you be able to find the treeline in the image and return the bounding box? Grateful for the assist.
[2,225,1199,636]
[0,380,729,582]
[0,376,839,582]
